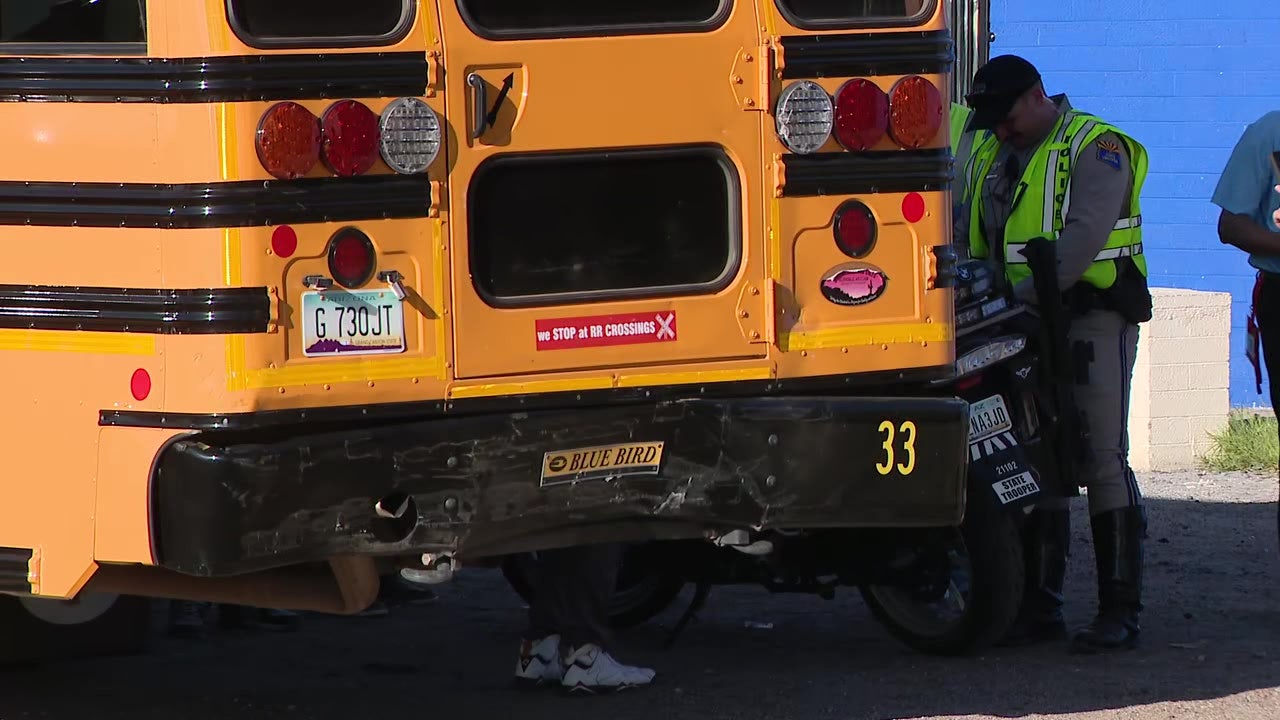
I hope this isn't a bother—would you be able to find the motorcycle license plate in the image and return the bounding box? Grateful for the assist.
[968,394,1012,443]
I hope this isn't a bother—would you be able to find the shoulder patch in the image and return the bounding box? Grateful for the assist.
[1095,138,1122,170]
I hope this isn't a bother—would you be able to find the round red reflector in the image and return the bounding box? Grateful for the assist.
[321,100,382,177]
[255,102,321,180]
[901,192,926,223]
[271,225,298,258]
[833,79,889,151]
[833,201,877,258]
[130,368,151,401]
[327,228,376,288]
[889,76,944,149]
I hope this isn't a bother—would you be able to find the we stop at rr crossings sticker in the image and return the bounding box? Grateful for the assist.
[534,311,677,351]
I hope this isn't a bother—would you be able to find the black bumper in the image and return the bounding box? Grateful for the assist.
[150,395,970,577]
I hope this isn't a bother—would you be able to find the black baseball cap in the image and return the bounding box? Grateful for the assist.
[964,55,1042,130]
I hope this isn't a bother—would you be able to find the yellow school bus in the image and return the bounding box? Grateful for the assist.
[0,0,982,653]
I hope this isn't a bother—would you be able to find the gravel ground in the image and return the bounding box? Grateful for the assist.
[1,470,1279,720]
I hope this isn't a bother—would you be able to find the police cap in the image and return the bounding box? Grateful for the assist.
[965,55,1042,130]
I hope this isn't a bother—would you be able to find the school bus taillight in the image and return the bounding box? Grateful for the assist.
[775,80,834,154]
[327,227,377,289]
[776,76,944,153]
[379,97,442,175]
[888,76,944,149]
[321,100,382,177]
[834,79,889,151]
[255,101,321,180]
[833,200,877,258]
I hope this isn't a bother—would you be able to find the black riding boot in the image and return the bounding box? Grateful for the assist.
[999,508,1070,646]
[1070,505,1145,653]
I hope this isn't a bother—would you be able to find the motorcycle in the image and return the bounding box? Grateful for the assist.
[501,239,1086,657]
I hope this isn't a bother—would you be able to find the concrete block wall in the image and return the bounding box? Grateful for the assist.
[989,0,1280,409]
[1129,288,1232,471]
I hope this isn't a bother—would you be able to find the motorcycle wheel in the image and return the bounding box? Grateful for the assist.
[0,592,151,664]
[858,492,1025,657]
[500,544,686,629]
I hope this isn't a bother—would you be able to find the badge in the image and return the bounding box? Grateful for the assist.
[1095,139,1122,170]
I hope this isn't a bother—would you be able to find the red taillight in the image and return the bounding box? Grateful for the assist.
[833,79,889,151]
[327,227,376,289]
[888,76,944,149]
[833,201,877,258]
[321,100,381,177]
[255,102,321,180]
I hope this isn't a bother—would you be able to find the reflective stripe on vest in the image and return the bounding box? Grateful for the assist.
[1005,240,1144,265]
[966,109,1149,291]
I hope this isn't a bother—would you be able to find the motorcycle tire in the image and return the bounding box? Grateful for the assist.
[0,591,151,665]
[500,544,686,630]
[858,489,1025,657]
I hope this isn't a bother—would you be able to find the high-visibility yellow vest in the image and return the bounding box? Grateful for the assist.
[966,109,1148,291]
[950,103,991,229]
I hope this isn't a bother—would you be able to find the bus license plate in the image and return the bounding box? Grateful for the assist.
[968,394,1012,442]
[301,290,406,358]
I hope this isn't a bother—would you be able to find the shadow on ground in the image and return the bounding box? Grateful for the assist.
[1,483,1278,720]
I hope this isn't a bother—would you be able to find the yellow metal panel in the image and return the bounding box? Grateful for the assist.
[778,321,953,352]
[0,330,155,356]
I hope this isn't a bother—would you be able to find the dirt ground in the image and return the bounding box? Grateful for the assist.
[1,470,1279,720]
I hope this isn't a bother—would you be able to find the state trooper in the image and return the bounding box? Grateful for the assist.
[956,55,1153,654]
[949,101,992,237]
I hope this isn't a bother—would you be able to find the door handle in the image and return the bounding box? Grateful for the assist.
[466,72,487,140]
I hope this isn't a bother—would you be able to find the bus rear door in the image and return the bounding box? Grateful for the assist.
[438,2,772,387]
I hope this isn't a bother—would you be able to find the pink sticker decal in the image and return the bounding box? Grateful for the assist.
[820,266,888,306]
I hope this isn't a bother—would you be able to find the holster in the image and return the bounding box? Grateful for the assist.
[1062,258,1152,326]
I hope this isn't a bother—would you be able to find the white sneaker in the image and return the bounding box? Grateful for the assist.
[561,644,656,694]
[515,634,564,687]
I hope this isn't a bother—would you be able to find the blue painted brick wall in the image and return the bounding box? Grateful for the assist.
[988,0,1280,407]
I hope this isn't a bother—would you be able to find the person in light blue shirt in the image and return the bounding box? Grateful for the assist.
[1213,110,1280,272]
[1212,110,1280,549]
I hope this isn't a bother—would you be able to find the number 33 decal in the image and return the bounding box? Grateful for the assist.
[876,420,917,475]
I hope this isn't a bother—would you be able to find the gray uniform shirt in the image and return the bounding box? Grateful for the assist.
[955,95,1133,304]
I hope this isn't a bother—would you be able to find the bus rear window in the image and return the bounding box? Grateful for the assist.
[776,0,930,27]
[457,0,729,39]
[468,147,739,305]
[227,0,413,47]
[1,0,146,46]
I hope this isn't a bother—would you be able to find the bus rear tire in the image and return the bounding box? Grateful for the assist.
[0,592,151,665]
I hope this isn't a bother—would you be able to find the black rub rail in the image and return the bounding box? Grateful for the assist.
[0,547,33,594]
[0,285,272,334]
[779,30,954,79]
[781,148,953,197]
[0,174,430,228]
[98,364,956,431]
[0,52,427,103]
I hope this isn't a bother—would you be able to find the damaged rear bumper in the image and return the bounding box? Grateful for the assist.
[150,395,970,577]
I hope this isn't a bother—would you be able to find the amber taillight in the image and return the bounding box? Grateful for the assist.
[888,76,944,149]
[255,102,322,180]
